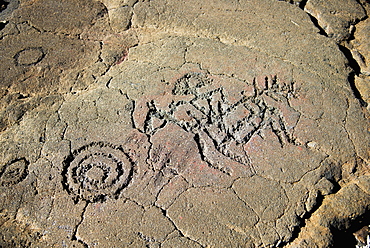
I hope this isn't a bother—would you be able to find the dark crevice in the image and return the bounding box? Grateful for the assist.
[193,133,208,164]
[304,193,325,220]
[339,45,362,75]
[283,192,326,246]
[298,0,368,108]
[71,202,89,248]
[96,3,108,19]
[332,227,358,248]
[160,207,167,216]
[337,45,367,107]
[126,9,134,30]
[307,13,328,36]
[332,210,370,248]
[0,0,9,12]
[298,0,308,9]
[347,24,358,42]
[285,221,305,247]
[356,0,370,17]
[284,176,341,246]
[0,20,7,31]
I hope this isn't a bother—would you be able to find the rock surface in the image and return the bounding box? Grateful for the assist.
[0,0,369,247]
[304,0,366,41]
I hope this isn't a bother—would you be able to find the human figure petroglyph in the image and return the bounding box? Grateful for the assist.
[143,72,300,175]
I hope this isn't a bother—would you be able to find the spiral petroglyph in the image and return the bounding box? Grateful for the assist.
[62,142,133,203]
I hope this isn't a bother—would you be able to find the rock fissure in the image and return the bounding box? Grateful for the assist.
[71,201,89,248]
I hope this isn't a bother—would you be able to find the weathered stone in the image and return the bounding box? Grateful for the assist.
[0,0,19,22]
[100,0,138,9]
[0,0,369,247]
[233,176,288,221]
[161,236,203,248]
[15,0,106,35]
[355,76,370,109]
[108,6,133,32]
[167,187,259,247]
[350,17,370,108]
[78,199,145,247]
[315,177,335,195]
[156,175,189,210]
[305,0,366,41]
[139,206,175,243]
[0,31,99,92]
[355,175,370,195]
[289,181,370,247]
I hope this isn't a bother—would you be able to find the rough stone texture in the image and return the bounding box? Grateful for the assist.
[351,18,370,76]
[288,175,370,247]
[0,0,139,133]
[355,76,370,109]
[349,18,370,110]
[15,0,106,35]
[0,0,370,247]
[0,0,19,22]
[305,0,367,42]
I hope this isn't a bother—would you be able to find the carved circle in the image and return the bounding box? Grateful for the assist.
[62,142,133,202]
[14,47,45,66]
[0,158,29,186]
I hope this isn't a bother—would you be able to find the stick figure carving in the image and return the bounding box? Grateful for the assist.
[143,72,299,175]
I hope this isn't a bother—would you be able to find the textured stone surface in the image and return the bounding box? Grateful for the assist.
[350,18,370,110]
[305,0,366,41]
[0,0,370,247]
[288,176,370,247]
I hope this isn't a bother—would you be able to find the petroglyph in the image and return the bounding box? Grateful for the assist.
[13,47,45,66]
[0,158,29,186]
[141,72,299,175]
[62,142,133,203]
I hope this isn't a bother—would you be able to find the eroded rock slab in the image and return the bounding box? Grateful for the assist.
[0,0,369,247]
